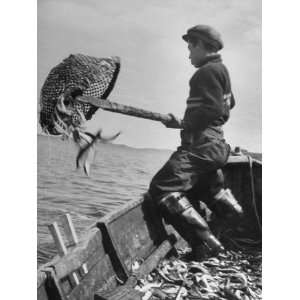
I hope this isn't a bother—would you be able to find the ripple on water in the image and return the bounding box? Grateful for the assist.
[38,135,171,266]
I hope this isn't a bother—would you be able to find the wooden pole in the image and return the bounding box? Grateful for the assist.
[76,95,174,124]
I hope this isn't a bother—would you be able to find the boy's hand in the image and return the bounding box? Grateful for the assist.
[162,113,183,129]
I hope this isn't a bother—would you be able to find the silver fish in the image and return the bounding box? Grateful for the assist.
[75,129,120,176]
[135,248,261,300]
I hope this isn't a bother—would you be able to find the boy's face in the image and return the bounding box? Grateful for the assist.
[188,40,207,67]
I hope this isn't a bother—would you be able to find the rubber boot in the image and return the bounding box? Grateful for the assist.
[159,193,224,256]
[181,206,224,254]
[212,188,243,218]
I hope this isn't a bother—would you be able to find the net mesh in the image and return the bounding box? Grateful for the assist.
[39,54,120,135]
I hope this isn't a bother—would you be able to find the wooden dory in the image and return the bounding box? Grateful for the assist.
[37,155,261,300]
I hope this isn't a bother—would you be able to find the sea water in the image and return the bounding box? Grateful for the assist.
[37,135,171,266]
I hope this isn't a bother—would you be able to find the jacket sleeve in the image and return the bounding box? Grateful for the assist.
[183,66,225,131]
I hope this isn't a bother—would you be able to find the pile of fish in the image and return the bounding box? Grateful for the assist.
[135,248,261,300]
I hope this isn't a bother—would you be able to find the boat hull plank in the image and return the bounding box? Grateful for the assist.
[96,197,168,277]
[51,228,103,279]
[37,271,51,300]
[38,228,119,300]
[223,159,261,238]
[95,238,176,300]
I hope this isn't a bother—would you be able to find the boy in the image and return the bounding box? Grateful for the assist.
[149,25,243,257]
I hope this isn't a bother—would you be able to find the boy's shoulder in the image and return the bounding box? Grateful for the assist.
[193,61,222,77]
[194,61,228,80]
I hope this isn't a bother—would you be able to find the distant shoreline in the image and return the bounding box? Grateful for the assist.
[37,133,262,161]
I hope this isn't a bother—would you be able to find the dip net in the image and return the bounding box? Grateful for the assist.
[39,54,120,135]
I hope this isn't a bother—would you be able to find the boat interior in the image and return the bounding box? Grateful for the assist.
[37,155,262,300]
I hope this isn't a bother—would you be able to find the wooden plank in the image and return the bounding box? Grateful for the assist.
[48,222,80,286]
[37,270,48,289]
[52,228,103,280]
[37,283,49,300]
[95,198,145,283]
[94,237,175,300]
[44,227,118,300]
[82,264,88,275]
[99,198,144,224]
[61,214,88,275]
[67,255,118,300]
[133,235,176,280]
[37,271,50,300]
[222,161,262,238]
[97,196,167,276]
[253,162,262,217]
[48,222,68,256]
[227,155,262,165]
[61,214,79,246]
[39,267,66,300]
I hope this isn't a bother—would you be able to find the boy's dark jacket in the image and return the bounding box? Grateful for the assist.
[181,54,235,149]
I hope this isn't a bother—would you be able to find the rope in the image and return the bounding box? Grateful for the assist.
[247,155,262,232]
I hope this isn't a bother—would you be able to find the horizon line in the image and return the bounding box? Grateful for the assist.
[37,133,261,154]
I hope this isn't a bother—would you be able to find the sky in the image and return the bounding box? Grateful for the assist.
[38,0,261,152]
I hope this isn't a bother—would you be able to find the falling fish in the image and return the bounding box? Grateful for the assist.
[75,129,121,176]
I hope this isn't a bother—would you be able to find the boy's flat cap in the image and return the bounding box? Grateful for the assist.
[182,25,223,50]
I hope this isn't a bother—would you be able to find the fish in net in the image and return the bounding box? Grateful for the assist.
[39,53,120,136]
[39,54,121,175]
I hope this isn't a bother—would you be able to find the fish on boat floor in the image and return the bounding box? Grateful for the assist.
[134,248,262,300]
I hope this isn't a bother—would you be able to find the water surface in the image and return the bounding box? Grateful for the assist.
[37,135,171,266]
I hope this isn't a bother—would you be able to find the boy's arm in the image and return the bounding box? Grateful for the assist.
[161,113,183,128]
